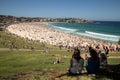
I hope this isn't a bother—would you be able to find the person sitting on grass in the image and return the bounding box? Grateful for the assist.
[85,47,100,75]
[51,54,61,64]
[68,47,84,75]
[99,52,108,69]
[56,54,61,63]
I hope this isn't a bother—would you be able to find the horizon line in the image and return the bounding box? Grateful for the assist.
[0,14,120,22]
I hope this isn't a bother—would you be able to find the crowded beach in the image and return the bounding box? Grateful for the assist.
[6,22,120,52]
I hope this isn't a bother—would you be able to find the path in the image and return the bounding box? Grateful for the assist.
[81,53,120,59]
[0,48,120,58]
[0,48,65,51]
[0,48,48,51]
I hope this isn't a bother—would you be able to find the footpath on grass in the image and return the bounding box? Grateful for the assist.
[0,48,120,59]
[0,48,42,51]
[80,52,120,59]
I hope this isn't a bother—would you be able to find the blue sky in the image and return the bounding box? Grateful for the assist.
[0,0,120,21]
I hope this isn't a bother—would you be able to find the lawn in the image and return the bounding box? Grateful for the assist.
[0,31,120,80]
[0,50,120,80]
[0,31,57,50]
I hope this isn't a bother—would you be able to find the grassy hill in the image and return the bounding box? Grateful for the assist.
[0,30,120,80]
[0,30,58,50]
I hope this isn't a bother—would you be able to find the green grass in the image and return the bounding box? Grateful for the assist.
[0,31,57,50]
[0,51,68,75]
[0,51,72,76]
[0,50,120,80]
[0,51,108,79]
[108,58,120,65]
[0,31,120,80]
[108,52,120,56]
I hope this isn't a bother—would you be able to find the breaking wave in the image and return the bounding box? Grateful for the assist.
[47,23,77,32]
[76,31,120,42]
[85,31,119,38]
[46,23,120,42]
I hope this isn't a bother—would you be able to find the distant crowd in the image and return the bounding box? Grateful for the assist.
[6,22,120,75]
[6,22,120,52]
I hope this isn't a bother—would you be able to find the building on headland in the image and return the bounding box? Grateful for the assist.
[0,15,92,29]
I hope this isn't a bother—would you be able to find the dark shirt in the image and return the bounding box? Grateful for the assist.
[86,58,100,74]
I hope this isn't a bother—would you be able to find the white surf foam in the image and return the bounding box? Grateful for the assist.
[55,26,77,32]
[76,32,119,42]
[46,23,120,42]
[47,23,77,32]
[85,31,119,38]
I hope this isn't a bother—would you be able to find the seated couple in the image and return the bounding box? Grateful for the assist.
[68,47,100,75]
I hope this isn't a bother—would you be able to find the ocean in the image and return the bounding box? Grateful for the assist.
[46,21,120,42]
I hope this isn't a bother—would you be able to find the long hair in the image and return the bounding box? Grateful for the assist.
[72,47,81,61]
[89,48,99,60]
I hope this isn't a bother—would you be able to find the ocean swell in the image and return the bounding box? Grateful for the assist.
[76,31,120,42]
[85,31,119,38]
[47,23,77,32]
[46,23,120,42]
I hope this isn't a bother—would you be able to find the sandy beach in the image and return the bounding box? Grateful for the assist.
[6,22,118,51]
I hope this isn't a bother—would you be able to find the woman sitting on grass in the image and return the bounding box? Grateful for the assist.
[68,47,84,75]
[85,47,100,74]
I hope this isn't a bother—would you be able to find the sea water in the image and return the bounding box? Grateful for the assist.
[46,21,120,42]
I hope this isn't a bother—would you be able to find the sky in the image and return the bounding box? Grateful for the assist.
[0,0,120,21]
